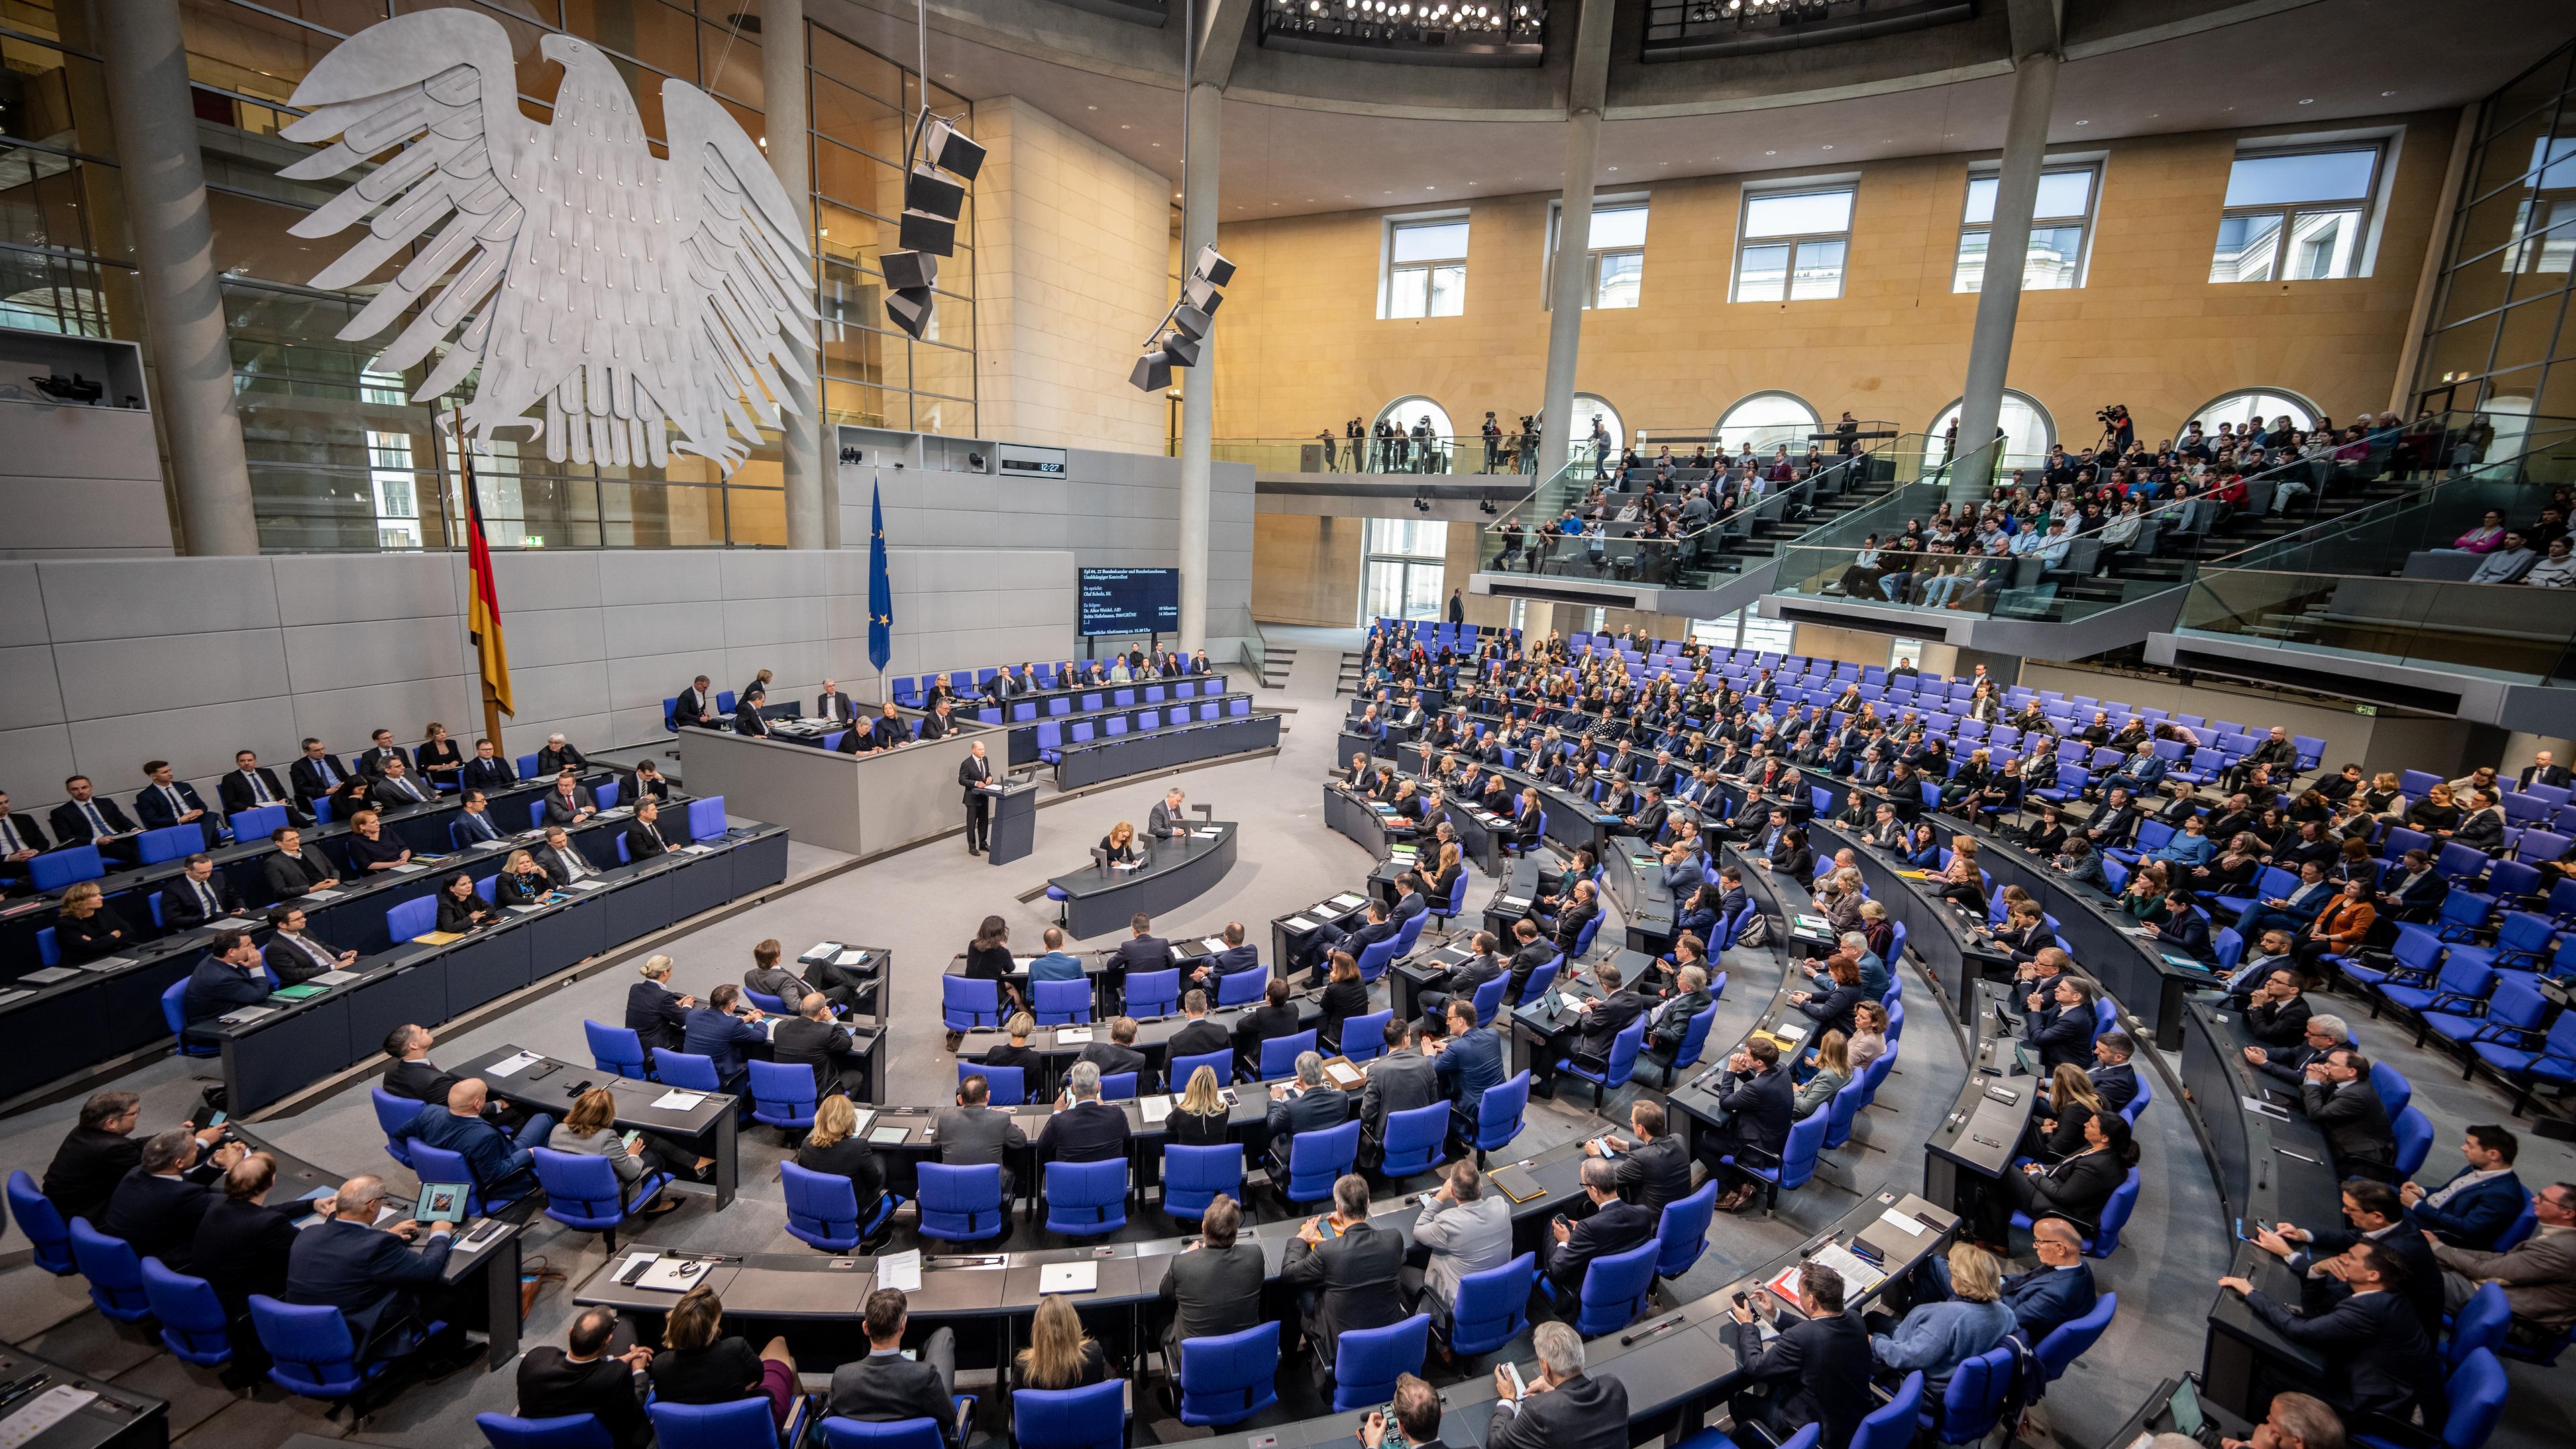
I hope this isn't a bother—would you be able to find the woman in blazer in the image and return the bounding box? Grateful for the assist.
[1168,1065,1232,1145]
[1900,822,1943,870]
[341,809,411,873]
[55,881,137,963]
[2035,1063,2104,1161]
[433,873,491,932]
[414,722,464,792]
[1099,821,1139,865]
[2299,879,2377,970]
[2001,1112,2138,1233]
[494,849,551,905]
[1317,951,1371,1050]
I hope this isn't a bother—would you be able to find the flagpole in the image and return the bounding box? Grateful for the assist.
[451,405,507,749]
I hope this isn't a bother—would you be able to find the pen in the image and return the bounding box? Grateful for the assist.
[2273,1146,2322,1165]
[1621,1315,1687,1346]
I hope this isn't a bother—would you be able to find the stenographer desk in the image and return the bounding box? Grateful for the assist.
[205,822,788,1114]
[1049,824,1238,941]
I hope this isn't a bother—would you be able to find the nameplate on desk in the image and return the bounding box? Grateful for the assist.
[505,905,543,914]
[1038,1261,1097,1295]
[2241,1095,2294,1122]
[680,844,716,856]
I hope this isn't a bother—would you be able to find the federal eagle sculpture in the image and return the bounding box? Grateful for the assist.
[280,9,816,474]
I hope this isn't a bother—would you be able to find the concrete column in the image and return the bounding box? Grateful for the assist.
[1538,107,1601,486]
[1951,50,2059,501]
[1177,80,1220,652]
[97,0,258,555]
[763,0,827,549]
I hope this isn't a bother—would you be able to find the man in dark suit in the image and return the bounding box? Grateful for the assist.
[1726,1263,1871,1449]
[1590,1099,1691,1214]
[2304,1048,2398,1181]
[182,932,272,1042]
[380,1024,476,1106]
[1280,1174,1407,1389]
[674,676,720,730]
[1358,1018,1438,1162]
[958,741,996,854]
[2402,1124,2529,1250]
[624,798,672,861]
[264,904,356,985]
[916,698,958,741]
[354,730,405,780]
[1544,959,1646,1095]
[733,686,772,737]
[0,789,49,867]
[813,680,857,722]
[681,985,771,1088]
[1546,1157,1658,1299]
[365,756,434,808]
[193,1152,317,1334]
[517,1306,654,1449]
[100,1128,244,1269]
[2222,1240,2438,1417]
[1707,1037,1794,1212]
[407,1079,552,1200]
[1234,977,1305,1079]
[536,826,598,886]
[289,738,353,810]
[217,750,301,823]
[1417,930,1505,1030]
[1307,898,1398,982]
[2243,969,2315,1046]
[134,760,223,848]
[1496,919,1556,1008]
[442,789,504,849]
[828,1289,970,1449]
[1107,912,1172,1010]
[869,701,912,749]
[50,774,141,863]
[286,1173,456,1359]
[1919,1216,2100,1348]
[44,1091,220,1226]
[159,853,240,930]
[1265,1052,1350,1176]
[2250,1179,2443,1342]
[542,773,598,828]
[1146,786,1189,841]
[1156,1192,1271,1394]
[625,956,693,1053]
[1432,1000,1507,1128]
[1167,992,1232,1063]
[2087,1032,2141,1116]
[772,993,858,1094]
[1187,921,1260,992]
[1488,1320,1630,1449]
[1035,1063,1131,1164]
[1076,1016,1155,1093]
[460,739,516,791]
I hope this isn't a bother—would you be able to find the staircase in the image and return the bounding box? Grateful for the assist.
[1697,462,1906,577]
[1336,650,1366,697]
[2047,472,2423,608]
[1255,642,1296,692]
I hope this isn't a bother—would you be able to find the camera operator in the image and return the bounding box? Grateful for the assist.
[2098,404,2133,453]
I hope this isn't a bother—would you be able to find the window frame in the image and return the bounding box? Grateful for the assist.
[1733,182,1857,304]
[1952,160,2102,293]
[1545,195,1652,310]
[2209,141,2390,284]
[1380,210,1471,320]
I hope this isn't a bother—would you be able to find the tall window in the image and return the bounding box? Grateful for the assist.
[1549,201,1650,309]
[2501,137,2576,275]
[1361,518,1452,623]
[2210,146,2382,283]
[1955,166,2098,292]
[1715,392,1821,455]
[1735,187,1854,302]
[1929,392,2055,466]
[2184,390,2322,435]
[1385,216,1469,318]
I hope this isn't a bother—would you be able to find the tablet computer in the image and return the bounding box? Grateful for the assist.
[415,1182,471,1225]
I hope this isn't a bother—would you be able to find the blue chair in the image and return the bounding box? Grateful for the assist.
[1126,967,1181,1018]
[387,894,437,941]
[7,1171,74,1275]
[687,796,727,841]
[942,975,1004,1032]
[1354,936,1401,985]
[531,1146,673,1252]
[252,1294,443,1410]
[2029,1291,2116,1382]
[1378,1102,1451,1178]
[231,804,289,841]
[140,1256,232,1365]
[1556,1014,1648,1110]
[1667,999,1721,1074]
[1340,1008,1393,1061]
[1470,971,1511,1026]
[584,1020,651,1079]
[163,979,219,1057]
[1470,1069,1530,1161]
[411,1137,528,1218]
[30,845,104,893]
[1653,1180,1721,1279]
[746,1059,822,1136]
[1574,1238,1660,1334]
[2357,1350,2505,1449]
[1443,1251,1537,1356]
[2371,1060,2414,1116]
[742,987,790,1016]
[135,824,199,865]
[1259,1028,1318,1080]
[1170,1047,1235,1090]
[66,1218,148,1321]
[780,1160,899,1252]
[1330,1313,1431,1412]
[1721,1106,1829,1214]
[1823,1077,1868,1150]
[1283,1120,1362,1205]
[1856,1373,1926,1449]
[650,1397,804,1449]
[961,1061,1024,1107]
[1177,1321,1281,1427]
[1924,1346,2018,1445]
[817,1409,973,1449]
[1032,977,1092,1026]
[2120,1069,2155,1127]
[1043,1158,1128,1236]
[372,1086,420,1168]
[1216,968,1267,1008]
[1010,1379,1126,1449]
[2448,1281,2510,1371]
[2394,1106,2435,1179]
[2012,1166,2141,1257]
[916,1163,1007,1242]
[476,1413,616,1449]
[1161,1144,1243,1220]
[1679,1424,1821,1449]
[654,1050,722,1093]
[1098,1072,1139,1101]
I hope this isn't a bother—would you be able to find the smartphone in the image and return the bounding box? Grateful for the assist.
[206,1110,227,1128]
[620,1130,643,1151]
[1503,1362,1527,1399]
[1731,1291,1750,1309]
[1380,1403,1411,1449]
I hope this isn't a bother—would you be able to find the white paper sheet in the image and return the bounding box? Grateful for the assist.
[484,1051,543,1079]
[651,1090,708,1110]
[878,1249,922,1291]
[1038,1261,1097,1294]
[1877,1208,1929,1238]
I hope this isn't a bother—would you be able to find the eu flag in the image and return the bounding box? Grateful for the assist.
[867,478,892,673]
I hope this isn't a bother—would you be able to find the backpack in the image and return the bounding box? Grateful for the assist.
[1735,911,1772,948]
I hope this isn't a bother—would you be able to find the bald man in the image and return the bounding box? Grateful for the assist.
[286,1174,456,1358]
[404,1079,552,1199]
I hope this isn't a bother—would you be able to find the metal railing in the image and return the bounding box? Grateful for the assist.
[2203,414,2576,576]
[2176,569,2576,685]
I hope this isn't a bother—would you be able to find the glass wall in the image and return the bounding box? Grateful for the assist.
[51,0,977,551]
[2414,38,2576,426]
[1360,517,1449,623]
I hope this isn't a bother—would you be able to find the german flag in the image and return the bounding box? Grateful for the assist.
[464,454,514,717]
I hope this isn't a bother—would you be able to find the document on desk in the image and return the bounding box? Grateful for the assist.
[302,889,343,902]
[77,955,137,973]
[637,1256,715,1293]
[1191,828,1223,839]
[1330,894,1369,910]
[1281,917,1318,932]
[484,1051,544,1078]
[218,1006,276,1025]
[1056,1027,1094,1045]
[1201,936,1229,953]
[2241,1095,2294,1122]
[566,879,606,892]
[877,1249,922,1292]
[651,1090,708,1111]
[1496,896,1530,910]
[207,916,258,932]
[1140,1095,1174,1124]
[1877,1208,1929,1238]
[0,1386,99,1448]
[836,949,869,968]
[1039,1261,1097,1295]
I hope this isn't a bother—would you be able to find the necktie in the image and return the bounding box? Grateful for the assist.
[248,771,272,804]
[0,817,18,853]
[165,786,186,817]
[645,823,663,849]
[195,879,215,915]
[562,849,589,879]
[296,934,330,967]
[82,801,108,837]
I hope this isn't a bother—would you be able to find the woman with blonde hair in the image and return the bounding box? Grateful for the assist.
[794,1095,888,1233]
[1874,1242,2016,1398]
[549,1087,692,1203]
[1846,1001,1890,1073]
[1793,1030,1852,1116]
[55,879,136,963]
[494,846,552,904]
[1013,1293,1111,1393]
[2036,1063,2105,1161]
[342,807,411,872]
[1100,820,1139,864]
[1935,835,1987,914]
[1171,1065,1231,1145]
[649,1285,800,1425]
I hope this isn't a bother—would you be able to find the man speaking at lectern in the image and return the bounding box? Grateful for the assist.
[959,742,996,855]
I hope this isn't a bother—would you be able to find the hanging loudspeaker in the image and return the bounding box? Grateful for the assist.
[922,118,987,181]
[1169,303,1212,341]
[1182,277,1223,315]
[1191,244,1236,288]
[881,250,938,291]
[1159,331,1201,368]
[885,288,934,340]
[900,210,957,257]
[904,167,965,221]
[1130,348,1173,392]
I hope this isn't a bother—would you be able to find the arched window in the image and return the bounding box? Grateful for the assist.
[1929,391,2055,466]
[1571,393,1623,463]
[1368,395,1456,473]
[1714,391,1821,456]
[2182,389,2322,437]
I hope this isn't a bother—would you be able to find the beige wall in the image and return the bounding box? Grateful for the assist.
[969,97,1169,452]
[1201,113,2460,449]
[1253,513,1365,627]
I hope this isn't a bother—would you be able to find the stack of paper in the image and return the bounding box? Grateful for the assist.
[651,1089,708,1110]
[1140,1096,1174,1124]
[484,1051,545,1077]
[877,1250,922,1291]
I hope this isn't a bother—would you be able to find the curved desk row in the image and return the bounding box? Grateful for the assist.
[209,823,789,1115]
[1053,712,1283,790]
[1047,824,1240,941]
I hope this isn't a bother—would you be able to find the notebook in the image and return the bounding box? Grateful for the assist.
[868,1125,910,1145]
[1486,1165,1545,1203]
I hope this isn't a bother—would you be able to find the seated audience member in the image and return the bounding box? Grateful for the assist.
[936,1073,1030,1203]
[135,761,222,847]
[433,871,492,933]
[1487,1320,1629,1449]
[407,1079,555,1200]
[285,1174,455,1360]
[517,1305,654,1449]
[793,1095,890,1236]
[1012,1295,1110,1393]
[288,738,353,808]
[745,937,854,1013]
[1281,1173,1407,1391]
[979,1013,1046,1080]
[625,955,693,1053]
[2220,1240,2440,1417]
[340,809,412,874]
[182,932,272,1041]
[2000,1111,2139,1237]
[101,1128,241,1270]
[1234,977,1305,1077]
[2244,1179,2442,1342]
[2303,1048,2398,1182]
[2401,1124,2529,1250]
[2424,1179,2576,1350]
[218,749,300,822]
[1705,1036,1793,1212]
[1725,1262,1870,1449]
[773,992,857,1094]
[1076,1016,1155,1091]
[0,790,49,868]
[1167,1065,1234,1147]
[55,881,139,965]
[1544,1157,1658,1301]
[1265,1051,1351,1175]
[50,775,142,863]
[366,756,435,808]
[494,847,552,904]
[551,1087,697,1203]
[682,984,771,1087]
[1872,1243,2017,1400]
[263,826,341,898]
[150,856,238,930]
[264,904,357,985]
[460,739,517,790]
[538,733,589,774]
[1407,1160,1513,1327]
[1036,1062,1132,1164]
[624,798,673,860]
[543,771,598,828]
[826,1289,969,1448]
[1589,1098,1693,1212]
[193,1151,317,1332]
[1156,1193,1264,1391]
[649,1285,800,1428]
[44,1090,221,1226]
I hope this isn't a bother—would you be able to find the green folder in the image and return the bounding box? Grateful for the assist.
[270,983,329,1000]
